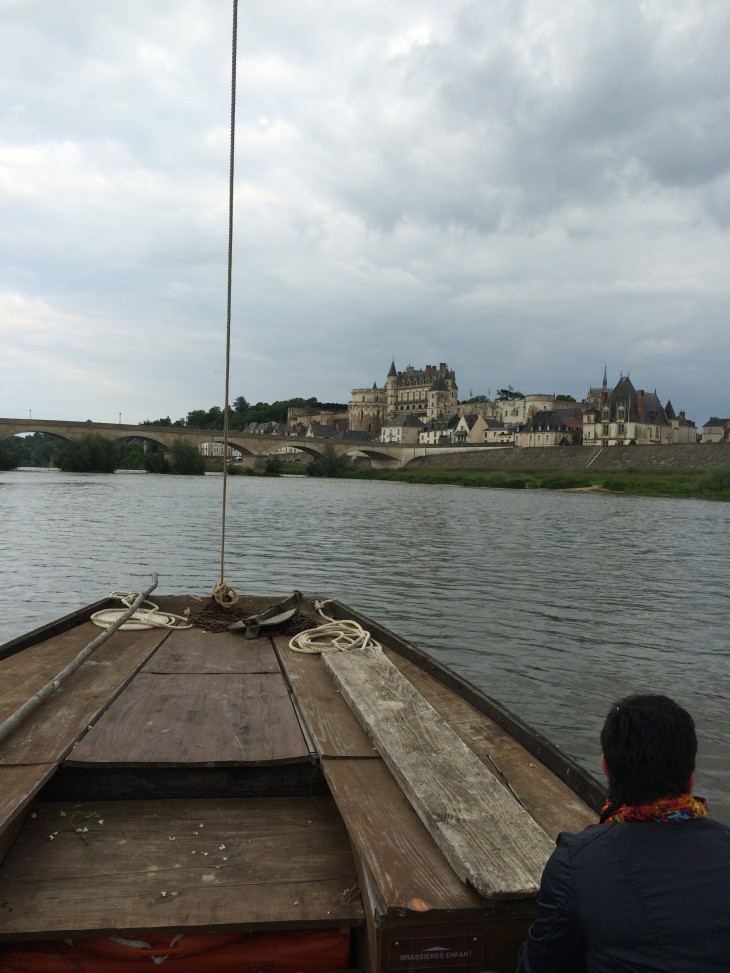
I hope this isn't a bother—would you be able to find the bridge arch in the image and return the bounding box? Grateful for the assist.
[344,446,400,466]
[0,427,78,446]
[223,439,261,459]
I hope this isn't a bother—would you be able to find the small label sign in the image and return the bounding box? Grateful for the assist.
[389,934,485,970]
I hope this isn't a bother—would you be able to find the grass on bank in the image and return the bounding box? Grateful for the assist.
[345,465,730,502]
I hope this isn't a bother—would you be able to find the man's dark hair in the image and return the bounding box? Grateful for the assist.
[600,694,697,806]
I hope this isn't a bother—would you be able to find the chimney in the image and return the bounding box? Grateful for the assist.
[637,390,645,421]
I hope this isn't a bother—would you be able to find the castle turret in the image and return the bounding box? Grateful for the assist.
[385,360,398,417]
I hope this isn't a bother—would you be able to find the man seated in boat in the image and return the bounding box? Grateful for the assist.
[517,693,730,972]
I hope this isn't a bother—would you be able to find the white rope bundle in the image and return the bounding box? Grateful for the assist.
[91,592,192,631]
[288,599,381,654]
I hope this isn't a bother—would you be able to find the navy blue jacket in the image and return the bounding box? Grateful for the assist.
[517,818,730,973]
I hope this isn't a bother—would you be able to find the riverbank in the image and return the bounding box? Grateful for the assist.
[345,443,730,500]
[409,442,730,472]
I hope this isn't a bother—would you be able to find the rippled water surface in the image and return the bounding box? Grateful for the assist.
[1,469,728,821]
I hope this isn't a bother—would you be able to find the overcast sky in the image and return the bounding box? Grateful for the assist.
[2,0,729,427]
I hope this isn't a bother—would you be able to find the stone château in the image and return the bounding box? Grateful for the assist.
[348,361,458,438]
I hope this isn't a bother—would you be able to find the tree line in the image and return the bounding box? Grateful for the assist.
[0,433,206,475]
[141,396,347,431]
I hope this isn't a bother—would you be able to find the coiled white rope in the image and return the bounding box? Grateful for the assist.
[90,591,192,631]
[288,599,381,654]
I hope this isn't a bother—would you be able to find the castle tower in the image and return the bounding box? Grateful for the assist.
[385,360,398,420]
[348,382,386,435]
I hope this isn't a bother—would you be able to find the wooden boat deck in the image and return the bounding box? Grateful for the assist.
[0,595,600,972]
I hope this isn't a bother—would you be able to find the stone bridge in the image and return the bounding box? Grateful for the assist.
[0,417,497,470]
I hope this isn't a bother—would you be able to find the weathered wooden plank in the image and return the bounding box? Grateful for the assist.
[0,628,170,766]
[324,647,555,899]
[0,798,363,938]
[66,672,309,766]
[324,599,605,812]
[0,766,55,837]
[0,624,112,722]
[385,650,597,838]
[323,758,484,915]
[143,630,280,674]
[273,637,377,758]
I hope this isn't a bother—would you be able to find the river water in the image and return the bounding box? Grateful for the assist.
[1,469,728,822]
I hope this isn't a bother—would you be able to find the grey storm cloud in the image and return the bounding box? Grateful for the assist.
[1,0,728,425]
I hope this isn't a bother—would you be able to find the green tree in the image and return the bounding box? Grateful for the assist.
[555,394,577,402]
[306,444,352,478]
[184,409,210,429]
[144,449,171,474]
[140,416,173,426]
[169,440,206,475]
[117,442,146,469]
[496,387,525,401]
[57,434,118,473]
[1,433,62,467]
[0,444,17,470]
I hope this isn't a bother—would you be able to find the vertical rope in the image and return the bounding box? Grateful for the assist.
[214,0,239,608]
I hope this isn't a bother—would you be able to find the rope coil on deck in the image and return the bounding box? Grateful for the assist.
[90,592,192,631]
[288,599,381,654]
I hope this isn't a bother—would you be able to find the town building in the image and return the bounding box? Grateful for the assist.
[199,442,242,459]
[286,407,349,433]
[701,418,730,443]
[378,414,425,445]
[495,394,558,425]
[515,409,583,447]
[582,371,691,446]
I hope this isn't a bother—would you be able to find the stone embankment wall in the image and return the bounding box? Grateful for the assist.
[409,443,730,472]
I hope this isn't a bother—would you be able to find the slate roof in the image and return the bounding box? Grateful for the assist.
[430,374,450,392]
[385,413,426,428]
[421,414,460,432]
[598,377,671,426]
[308,424,336,438]
[519,410,571,433]
[335,430,371,441]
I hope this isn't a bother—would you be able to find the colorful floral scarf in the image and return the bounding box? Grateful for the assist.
[599,793,708,824]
